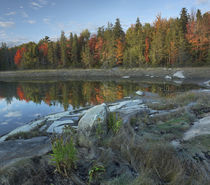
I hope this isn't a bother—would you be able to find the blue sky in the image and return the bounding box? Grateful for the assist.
[0,0,209,46]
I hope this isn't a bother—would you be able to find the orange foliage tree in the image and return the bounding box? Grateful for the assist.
[14,48,26,66]
[116,39,124,65]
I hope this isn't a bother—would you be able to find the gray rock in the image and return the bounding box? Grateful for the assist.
[183,115,210,140]
[173,71,185,79]
[0,119,46,142]
[47,120,74,133]
[0,136,51,169]
[78,103,108,137]
[136,90,144,96]
[165,75,172,80]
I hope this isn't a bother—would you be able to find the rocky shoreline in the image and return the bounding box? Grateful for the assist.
[0,68,210,84]
[0,89,210,185]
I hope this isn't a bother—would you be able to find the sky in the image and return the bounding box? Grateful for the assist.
[0,0,209,46]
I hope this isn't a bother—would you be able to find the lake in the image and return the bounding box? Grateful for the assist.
[0,80,203,136]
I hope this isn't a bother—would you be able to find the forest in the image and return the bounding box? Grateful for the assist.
[0,8,209,71]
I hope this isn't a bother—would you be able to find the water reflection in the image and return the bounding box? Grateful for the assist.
[0,80,201,136]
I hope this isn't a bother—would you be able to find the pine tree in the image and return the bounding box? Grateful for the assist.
[60,31,67,67]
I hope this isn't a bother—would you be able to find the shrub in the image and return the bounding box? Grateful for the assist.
[108,112,122,134]
[50,136,77,176]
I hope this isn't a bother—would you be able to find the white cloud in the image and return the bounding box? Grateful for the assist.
[21,11,29,18]
[51,2,56,6]
[196,0,209,4]
[20,6,24,9]
[30,1,43,9]
[4,111,22,118]
[0,21,15,28]
[27,20,36,24]
[5,11,16,16]
[30,0,48,9]
[43,18,50,24]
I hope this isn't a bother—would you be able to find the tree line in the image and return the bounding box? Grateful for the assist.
[0,8,209,71]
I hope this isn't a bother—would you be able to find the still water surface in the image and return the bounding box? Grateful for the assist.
[0,80,202,136]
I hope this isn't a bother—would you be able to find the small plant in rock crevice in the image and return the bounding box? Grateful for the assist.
[108,112,123,134]
[88,164,106,184]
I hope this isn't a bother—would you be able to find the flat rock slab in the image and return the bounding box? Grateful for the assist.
[0,136,51,169]
[183,116,210,140]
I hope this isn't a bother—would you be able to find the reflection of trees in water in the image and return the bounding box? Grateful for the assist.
[0,81,200,110]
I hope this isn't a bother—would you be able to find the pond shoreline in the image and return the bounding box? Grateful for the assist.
[1,90,210,184]
[0,67,210,82]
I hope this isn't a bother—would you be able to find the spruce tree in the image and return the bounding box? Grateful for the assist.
[60,31,67,67]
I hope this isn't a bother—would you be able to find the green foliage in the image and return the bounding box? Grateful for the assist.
[88,164,105,184]
[1,8,209,71]
[108,112,122,134]
[50,136,77,176]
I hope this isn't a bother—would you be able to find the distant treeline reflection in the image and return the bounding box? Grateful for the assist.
[0,81,200,110]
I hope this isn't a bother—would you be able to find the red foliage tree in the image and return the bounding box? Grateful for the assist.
[39,42,48,56]
[94,37,104,61]
[88,35,97,54]
[14,48,26,66]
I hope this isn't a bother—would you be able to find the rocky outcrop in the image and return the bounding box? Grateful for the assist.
[78,103,108,136]
[183,115,210,140]
[77,104,108,148]
[0,136,51,169]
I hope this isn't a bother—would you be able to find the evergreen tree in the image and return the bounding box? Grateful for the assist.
[113,18,125,40]
[180,8,188,34]
[71,34,79,66]
[60,31,67,67]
